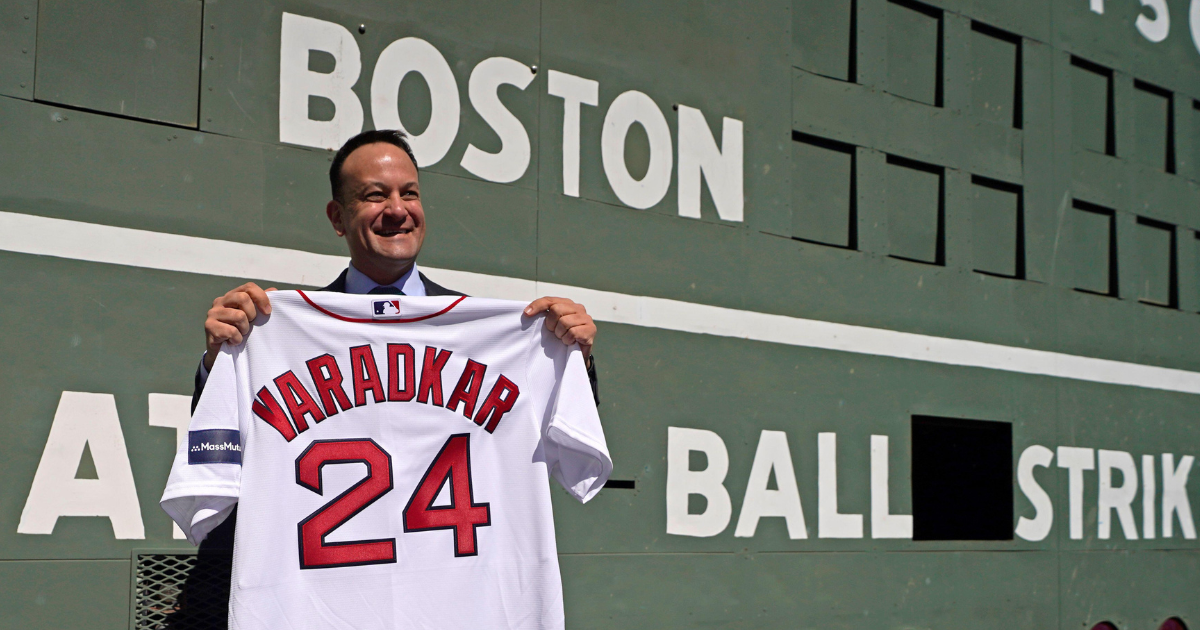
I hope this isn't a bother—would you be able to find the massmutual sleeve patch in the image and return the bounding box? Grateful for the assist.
[188,429,243,465]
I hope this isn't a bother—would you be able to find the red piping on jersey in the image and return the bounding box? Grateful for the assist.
[297,291,467,324]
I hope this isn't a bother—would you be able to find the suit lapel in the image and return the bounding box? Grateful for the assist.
[319,269,350,293]
[420,272,466,296]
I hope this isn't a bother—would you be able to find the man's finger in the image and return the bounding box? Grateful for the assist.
[225,292,258,322]
[524,296,567,316]
[555,313,591,332]
[216,307,251,334]
[240,282,273,316]
[547,302,580,319]
[554,317,571,339]
[207,322,244,347]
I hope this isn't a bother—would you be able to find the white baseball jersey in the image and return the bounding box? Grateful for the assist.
[161,291,611,630]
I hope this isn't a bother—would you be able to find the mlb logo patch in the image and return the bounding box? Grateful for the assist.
[373,299,402,318]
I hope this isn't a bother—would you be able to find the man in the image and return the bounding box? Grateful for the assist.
[194,129,599,408]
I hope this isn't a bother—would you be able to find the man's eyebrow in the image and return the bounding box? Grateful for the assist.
[356,181,387,192]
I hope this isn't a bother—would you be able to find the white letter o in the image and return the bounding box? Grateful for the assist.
[601,90,673,209]
[370,37,460,167]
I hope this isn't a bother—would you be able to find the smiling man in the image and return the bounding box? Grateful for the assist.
[194,129,599,407]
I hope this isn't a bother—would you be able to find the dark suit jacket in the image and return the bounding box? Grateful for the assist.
[191,269,598,410]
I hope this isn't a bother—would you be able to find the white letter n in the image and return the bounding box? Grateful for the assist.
[677,105,743,222]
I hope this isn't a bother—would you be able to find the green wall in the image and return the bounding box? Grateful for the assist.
[1,0,1199,628]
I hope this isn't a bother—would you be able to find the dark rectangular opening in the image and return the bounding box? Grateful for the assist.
[970,175,1025,279]
[911,415,1013,541]
[970,21,1023,129]
[1072,199,1120,298]
[1071,56,1116,156]
[792,131,858,250]
[848,0,858,83]
[604,479,636,489]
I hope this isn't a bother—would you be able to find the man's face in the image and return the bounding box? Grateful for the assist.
[327,142,426,274]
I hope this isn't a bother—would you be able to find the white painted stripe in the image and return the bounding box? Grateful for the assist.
[0,211,348,287]
[3,210,1198,394]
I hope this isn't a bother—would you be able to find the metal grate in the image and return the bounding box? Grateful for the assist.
[133,553,231,630]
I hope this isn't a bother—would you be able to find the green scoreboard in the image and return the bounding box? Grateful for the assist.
[0,0,1198,628]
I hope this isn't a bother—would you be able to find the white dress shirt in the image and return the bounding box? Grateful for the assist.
[344,261,427,296]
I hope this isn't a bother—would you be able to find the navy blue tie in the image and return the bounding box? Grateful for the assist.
[368,286,405,295]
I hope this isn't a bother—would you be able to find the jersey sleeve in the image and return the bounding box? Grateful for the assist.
[160,346,244,545]
[530,325,612,503]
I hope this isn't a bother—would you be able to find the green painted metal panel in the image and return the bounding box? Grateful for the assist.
[791,134,854,247]
[1134,218,1174,306]
[1193,233,1200,308]
[1072,202,1115,295]
[885,0,941,106]
[940,14,970,113]
[1131,81,1171,172]
[1182,99,1200,182]
[1071,59,1111,155]
[0,0,36,99]
[885,156,942,263]
[1179,229,1200,313]
[1060,550,1200,630]
[560,551,1058,628]
[855,0,887,89]
[537,0,791,230]
[0,560,130,628]
[792,0,853,80]
[968,25,1018,127]
[0,96,535,280]
[417,175,539,281]
[793,69,1021,183]
[970,179,1019,277]
[535,193,749,311]
[34,0,202,126]
[1017,39,1056,285]
[937,0,1049,44]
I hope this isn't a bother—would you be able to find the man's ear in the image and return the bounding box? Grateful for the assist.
[326,199,346,236]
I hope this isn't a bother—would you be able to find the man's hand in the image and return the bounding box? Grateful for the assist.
[204,283,276,371]
[524,297,597,359]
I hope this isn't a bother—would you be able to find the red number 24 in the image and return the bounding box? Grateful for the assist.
[294,433,491,570]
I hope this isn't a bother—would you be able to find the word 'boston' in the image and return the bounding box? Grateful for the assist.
[278,12,745,221]
[252,343,521,441]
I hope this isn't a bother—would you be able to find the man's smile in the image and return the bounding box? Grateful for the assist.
[373,226,413,237]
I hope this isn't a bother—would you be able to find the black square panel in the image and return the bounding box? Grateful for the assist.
[912,415,1013,540]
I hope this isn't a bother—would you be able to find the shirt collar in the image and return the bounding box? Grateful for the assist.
[345,262,427,296]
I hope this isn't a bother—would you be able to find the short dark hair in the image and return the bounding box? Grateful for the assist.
[329,129,418,202]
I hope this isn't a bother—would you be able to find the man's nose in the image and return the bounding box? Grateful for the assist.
[382,194,410,219]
